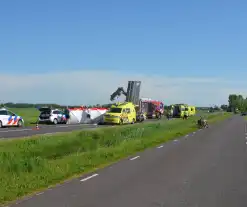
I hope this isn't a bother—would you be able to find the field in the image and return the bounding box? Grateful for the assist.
[0,111,232,205]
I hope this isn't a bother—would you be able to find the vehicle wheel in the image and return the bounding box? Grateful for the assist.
[17,120,23,127]
[0,121,2,128]
[53,119,58,125]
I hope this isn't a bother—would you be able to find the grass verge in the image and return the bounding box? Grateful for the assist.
[0,112,232,205]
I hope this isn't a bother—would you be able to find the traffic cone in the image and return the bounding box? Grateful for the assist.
[33,122,40,130]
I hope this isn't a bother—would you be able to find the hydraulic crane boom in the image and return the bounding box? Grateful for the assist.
[110,87,127,101]
[110,81,141,105]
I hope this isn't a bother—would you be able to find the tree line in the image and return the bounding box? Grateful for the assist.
[0,102,112,109]
[227,94,247,112]
[0,102,220,110]
[1,95,245,112]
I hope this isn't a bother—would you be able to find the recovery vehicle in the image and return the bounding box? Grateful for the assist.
[108,81,164,123]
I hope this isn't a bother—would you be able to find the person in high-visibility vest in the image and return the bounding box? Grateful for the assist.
[184,108,189,119]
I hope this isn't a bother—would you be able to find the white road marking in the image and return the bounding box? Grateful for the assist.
[44,133,56,135]
[130,156,140,161]
[36,192,44,196]
[173,139,178,142]
[0,129,31,133]
[185,135,189,137]
[80,174,98,182]
[56,124,94,128]
[157,145,163,148]
[56,125,74,128]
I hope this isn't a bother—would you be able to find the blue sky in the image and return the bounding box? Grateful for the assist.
[0,0,247,105]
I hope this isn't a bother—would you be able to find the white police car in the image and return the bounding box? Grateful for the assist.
[0,108,24,128]
[38,107,67,125]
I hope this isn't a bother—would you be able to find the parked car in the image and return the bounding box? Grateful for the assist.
[38,107,67,125]
[241,112,247,116]
[0,107,24,128]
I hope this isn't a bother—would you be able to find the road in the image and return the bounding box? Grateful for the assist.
[5,115,247,207]
[0,118,161,139]
[0,123,105,139]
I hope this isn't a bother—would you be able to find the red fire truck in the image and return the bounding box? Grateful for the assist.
[140,98,164,119]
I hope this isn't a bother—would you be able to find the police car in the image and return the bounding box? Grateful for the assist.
[38,107,67,125]
[0,108,24,128]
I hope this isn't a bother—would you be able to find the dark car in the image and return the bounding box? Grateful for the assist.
[241,112,247,116]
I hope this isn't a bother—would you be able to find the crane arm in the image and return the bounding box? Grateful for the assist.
[110,87,127,101]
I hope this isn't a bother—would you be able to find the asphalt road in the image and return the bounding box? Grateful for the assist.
[0,123,104,139]
[0,118,161,139]
[6,115,247,207]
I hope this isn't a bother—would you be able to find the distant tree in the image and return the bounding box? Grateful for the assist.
[220,104,228,111]
[228,94,247,112]
[164,105,169,110]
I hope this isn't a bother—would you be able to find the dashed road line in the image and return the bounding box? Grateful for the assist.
[36,192,44,196]
[0,129,31,133]
[80,174,99,182]
[130,156,140,161]
[157,145,163,149]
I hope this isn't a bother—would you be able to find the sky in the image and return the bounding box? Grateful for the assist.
[1,0,247,106]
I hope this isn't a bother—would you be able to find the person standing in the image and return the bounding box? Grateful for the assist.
[64,106,70,124]
[183,107,189,119]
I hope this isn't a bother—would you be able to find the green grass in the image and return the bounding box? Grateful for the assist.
[0,112,232,205]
